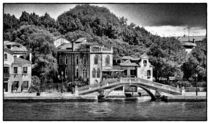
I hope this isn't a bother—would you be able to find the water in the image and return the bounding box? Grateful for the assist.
[4,101,207,121]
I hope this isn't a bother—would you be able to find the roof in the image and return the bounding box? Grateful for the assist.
[120,60,139,67]
[121,56,140,61]
[75,37,87,43]
[182,42,197,47]
[140,53,149,59]
[13,57,31,65]
[4,41,28,52]
[102,66,124,72]
[57,43,72,50]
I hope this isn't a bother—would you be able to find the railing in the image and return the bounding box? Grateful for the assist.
[120,78,180,93]
[78,77,181,94]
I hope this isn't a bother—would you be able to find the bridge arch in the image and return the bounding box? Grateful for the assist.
[103,84,156,101]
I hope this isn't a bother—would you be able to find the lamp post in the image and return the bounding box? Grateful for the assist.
[58,71,64,93]
[195,73,198,96]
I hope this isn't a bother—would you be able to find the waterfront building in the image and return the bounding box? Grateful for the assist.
[4,41,31,61]
[57,38,153,87]
[4,48,32,93]
[57,38,113,85]
[118,53,153,81]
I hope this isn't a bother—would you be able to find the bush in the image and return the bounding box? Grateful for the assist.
[28,76,41,93]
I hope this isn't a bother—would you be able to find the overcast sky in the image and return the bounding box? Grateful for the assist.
[4,3,207,37]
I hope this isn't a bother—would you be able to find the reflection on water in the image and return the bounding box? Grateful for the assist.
[3,101,206,121]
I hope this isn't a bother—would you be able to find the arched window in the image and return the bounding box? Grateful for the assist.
[76,68,79,78]
[105,55,110,66]
[92,68,96,78]
[97,68,100,78]
[76,55,79,65]
[94,55,99,65]
[143,60,147,67]
[147,70,151,79]
[20,56,24,59]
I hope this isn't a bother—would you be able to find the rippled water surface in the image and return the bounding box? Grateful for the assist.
[4,101,206,121]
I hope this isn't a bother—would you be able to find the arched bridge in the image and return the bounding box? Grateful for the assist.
[77,78,182,100]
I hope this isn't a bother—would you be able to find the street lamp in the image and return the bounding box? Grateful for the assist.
[195,73,198,96]
[58,71,64,93]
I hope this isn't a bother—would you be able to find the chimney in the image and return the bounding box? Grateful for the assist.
[29,52,32,62]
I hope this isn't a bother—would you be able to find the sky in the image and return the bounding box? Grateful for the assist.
[4,3,207,37]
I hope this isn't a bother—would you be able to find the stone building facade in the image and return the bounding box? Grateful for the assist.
[57,38,113,85]
[4,48,32,93]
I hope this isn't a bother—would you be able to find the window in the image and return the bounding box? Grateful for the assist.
[7,45,11,49]
[105,55,110,66]
[94,55,99,65]
[76,55,79,65]
[76,68,79,78]
[23,67,27,73]
[3,83,8,92]
[4,67,9,74]
[97,68,100,78]
[92,68,96,78]
[143,60,147,67]
[4,53,7,60]
[147,70,151,79]
[83,55,87,65]
[14,67,18,74]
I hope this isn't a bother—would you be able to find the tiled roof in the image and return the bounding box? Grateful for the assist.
[120,60,139,67]
[75,37,87,43]
[57,43,72,50]
[121,56,140,61]
[13,57,31,65]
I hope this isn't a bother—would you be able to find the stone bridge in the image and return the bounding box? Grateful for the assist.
[77,78,182,100]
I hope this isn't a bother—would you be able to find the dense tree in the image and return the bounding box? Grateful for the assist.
[3,13,19,31]
[57,4,121,38]
[40,13,57,28]
[29,76,41,93]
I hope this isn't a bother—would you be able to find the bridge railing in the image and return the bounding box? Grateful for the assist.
[120,78,181,93]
